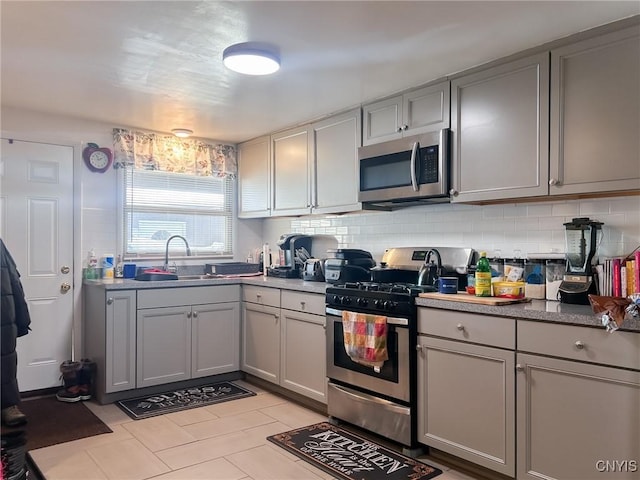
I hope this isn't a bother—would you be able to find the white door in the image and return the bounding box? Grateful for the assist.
[0,138,74,391]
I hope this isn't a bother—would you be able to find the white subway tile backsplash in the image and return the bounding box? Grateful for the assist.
[551,202,580,216]
[262,196,639,262]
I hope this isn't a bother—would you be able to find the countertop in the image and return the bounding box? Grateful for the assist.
[83,277,640,333]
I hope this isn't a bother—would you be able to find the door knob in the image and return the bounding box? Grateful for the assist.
[60,282,71,293]
[515,364,525,372]
[60,265,70,274]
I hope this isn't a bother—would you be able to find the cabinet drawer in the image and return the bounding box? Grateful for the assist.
[281,290,325,316]
[418,308,515,349]
[517,321,640,370]
[138,285,240,309]
[242,285,280,307]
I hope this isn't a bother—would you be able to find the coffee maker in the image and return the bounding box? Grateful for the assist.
[558,217,603,305]
[267,234,313,278]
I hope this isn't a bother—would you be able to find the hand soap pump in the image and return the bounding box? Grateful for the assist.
[558,217,603,305]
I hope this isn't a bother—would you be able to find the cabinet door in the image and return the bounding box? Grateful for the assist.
[280,309,326,403]
[451,53,549,202]
[550,25,640,195]
[105,290,136,393]
[238,135,271,218]
[362,96,403,145]
[192,302,240,378]
[241,302,281,383]
[417,336,515,477]
[312,108,362,214]
[516,353,640,480]
[137,306,191,388]
[271,126,312,216]
[403,82,450,136]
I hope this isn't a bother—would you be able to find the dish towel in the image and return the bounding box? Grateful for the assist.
[341,311,388,368]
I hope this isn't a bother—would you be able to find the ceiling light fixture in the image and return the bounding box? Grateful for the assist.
[171,129,193,138]
[222,42,280,75]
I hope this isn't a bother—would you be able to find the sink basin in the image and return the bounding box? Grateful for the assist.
[134,272,179,281]
[177,274,213,280]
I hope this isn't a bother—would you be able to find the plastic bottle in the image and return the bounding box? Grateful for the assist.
[475,251,492,297]
[115,254,124,278]
[85,249,98,279]
[262,243,270,276]
[102,254,115,279]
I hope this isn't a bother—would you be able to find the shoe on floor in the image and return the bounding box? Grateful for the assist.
[1,405,27,427]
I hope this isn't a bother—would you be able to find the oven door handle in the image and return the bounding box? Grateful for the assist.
[326,307,409,326]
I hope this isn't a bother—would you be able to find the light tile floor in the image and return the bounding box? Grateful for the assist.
[29,380,485,480]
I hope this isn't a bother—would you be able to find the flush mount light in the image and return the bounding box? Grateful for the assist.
[222,42,280,75]
[171,129,193,138]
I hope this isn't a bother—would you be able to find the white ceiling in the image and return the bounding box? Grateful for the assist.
[1,1,638,144]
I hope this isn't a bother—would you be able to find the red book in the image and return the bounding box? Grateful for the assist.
[612,258,622,297]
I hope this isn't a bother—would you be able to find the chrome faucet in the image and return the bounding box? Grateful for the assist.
[164,235,191,272]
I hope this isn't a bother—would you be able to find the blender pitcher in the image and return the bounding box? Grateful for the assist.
[558,217,603,304]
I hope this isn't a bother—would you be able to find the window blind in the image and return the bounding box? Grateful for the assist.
[122,168,234,257]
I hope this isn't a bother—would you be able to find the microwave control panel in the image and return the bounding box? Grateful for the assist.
[419,146,439,184]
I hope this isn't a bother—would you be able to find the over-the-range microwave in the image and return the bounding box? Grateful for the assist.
[358,129,450,209]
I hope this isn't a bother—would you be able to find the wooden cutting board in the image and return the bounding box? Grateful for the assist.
[418,292,531,305]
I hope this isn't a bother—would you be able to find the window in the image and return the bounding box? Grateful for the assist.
[114,129,237,259]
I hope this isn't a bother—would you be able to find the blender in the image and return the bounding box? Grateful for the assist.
[558,217,603,304]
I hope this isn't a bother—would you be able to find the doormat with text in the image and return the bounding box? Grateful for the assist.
[116,381,256,420]
[267,422,442,480]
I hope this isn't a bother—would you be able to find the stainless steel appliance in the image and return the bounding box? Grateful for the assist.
[325,246,473,455]
[267,234,312,278]
[324,249,376,284]
[559,217,603,304]
[358,129,450,209]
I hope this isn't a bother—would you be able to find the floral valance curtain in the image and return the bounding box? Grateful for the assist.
[113,128,237,178]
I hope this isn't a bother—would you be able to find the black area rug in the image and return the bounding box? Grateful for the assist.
[116,381,256,420]
[268,422,442,480]
[0,396,112,451]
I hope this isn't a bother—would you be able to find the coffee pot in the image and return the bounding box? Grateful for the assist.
[418,249,442,287]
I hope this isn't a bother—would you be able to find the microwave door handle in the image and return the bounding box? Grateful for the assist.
[410,141,419,191]
[439,128,448,181]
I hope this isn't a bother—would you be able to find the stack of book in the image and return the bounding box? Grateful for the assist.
[596,250,640,297]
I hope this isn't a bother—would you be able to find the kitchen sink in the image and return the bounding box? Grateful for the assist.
[177,274,213,280]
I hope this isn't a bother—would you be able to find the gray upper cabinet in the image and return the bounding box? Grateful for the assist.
[362,81,450,146]
[450,52,550,203]
[312,108,362,214]
[550,25,640,195]
[271,125,313,216]
[238,135,271,218]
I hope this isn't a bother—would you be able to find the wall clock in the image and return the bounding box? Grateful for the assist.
[83,143,113,173]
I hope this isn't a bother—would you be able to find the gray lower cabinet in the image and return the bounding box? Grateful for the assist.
[450,52,549,203]
[550,24,640,195]
[416,309,516,477]
[280,290,326,403]
[516,321,640,480]
[84,287,136,402]
[241,285,327,403]
[136,285,240,389]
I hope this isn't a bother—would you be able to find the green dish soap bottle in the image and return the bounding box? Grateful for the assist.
[475,251,492,297]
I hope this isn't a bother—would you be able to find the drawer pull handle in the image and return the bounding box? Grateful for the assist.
[300,301,306,309]
[456,323,465,331]
[515,364,524,372]
[192,311,198,318]
[574,340,585,350]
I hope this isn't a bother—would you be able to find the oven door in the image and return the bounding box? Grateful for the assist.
[326,307,410,403]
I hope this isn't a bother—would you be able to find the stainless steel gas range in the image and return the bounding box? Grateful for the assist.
[325,246,474,456]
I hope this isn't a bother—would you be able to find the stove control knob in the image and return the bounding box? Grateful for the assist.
[357,298,368,307]
[374,299,382,308]
[332,295,341,304]
[342,296,352,305]
[386,301,397,311]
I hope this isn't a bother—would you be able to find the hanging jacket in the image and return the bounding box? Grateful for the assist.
[1,238,31,337]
